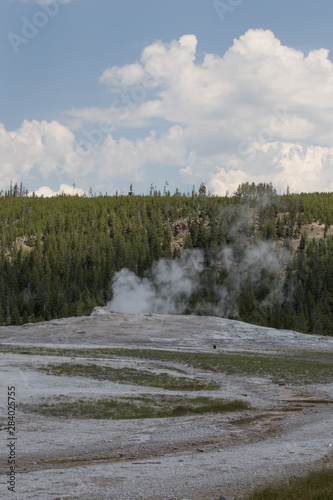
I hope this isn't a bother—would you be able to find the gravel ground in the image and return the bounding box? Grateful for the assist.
[1,311,333,499]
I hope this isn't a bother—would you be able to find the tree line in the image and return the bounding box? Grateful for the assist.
[0,182,333,336]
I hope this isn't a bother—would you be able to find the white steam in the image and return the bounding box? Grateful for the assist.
[105,240,291,317]
[210,241,291,318]
[107,249,204,314]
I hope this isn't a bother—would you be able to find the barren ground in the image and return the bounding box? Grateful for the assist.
[1,310,333,500]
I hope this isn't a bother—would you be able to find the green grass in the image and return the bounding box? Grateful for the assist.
[2,344,333,385]
[100,348,333,385]
[23,394,250,420]
[240,466,333,499]
[38,362,220,391]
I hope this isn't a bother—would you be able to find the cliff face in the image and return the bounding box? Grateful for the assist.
[169,217,190,252]
[169,216,213,253]
[169,214,333,254]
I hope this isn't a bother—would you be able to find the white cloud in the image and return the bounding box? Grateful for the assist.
[0,120,76,183]
[88,30,333,143]
[30,183,86,197]
[0,119,187,193]
[270,143,333,192]
[100,64,145,88]
[63,29,333,193]
[4,30,333,194]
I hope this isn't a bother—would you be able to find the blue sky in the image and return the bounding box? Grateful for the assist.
[2,0,333,196]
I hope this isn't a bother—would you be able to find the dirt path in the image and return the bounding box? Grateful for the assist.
[1,312,333,499]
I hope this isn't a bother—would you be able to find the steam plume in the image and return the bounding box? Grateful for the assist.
[107,249,204,314]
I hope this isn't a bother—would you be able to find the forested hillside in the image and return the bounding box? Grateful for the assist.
[1,182,333,335]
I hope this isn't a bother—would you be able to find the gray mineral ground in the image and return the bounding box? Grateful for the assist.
[1,311,333,499]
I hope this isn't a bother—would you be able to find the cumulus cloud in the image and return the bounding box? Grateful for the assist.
[0,118,187,193]
[0,120,76,185]
[100,64,146,88]
[84,29,333,141]
[30,184,86,197]
[4,30,333,193]
[66,30,333,193]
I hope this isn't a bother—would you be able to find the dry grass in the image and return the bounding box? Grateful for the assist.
[240,466,333,499]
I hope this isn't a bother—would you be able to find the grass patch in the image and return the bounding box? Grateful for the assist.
[23,395,249,420]
[148,362,187,374]
[240,466,333,499]
[2,344,333,384]
[38,363,220,391]
[97,348,333,385]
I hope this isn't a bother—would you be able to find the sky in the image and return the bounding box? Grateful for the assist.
[2,0,333,197]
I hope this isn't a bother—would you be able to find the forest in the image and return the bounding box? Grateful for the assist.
[0,181,333,336]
